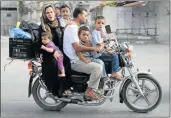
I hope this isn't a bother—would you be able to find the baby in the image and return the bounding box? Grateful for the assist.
[41,31,65,77]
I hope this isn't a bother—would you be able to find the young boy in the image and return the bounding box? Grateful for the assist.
[91,16,122,81]
[41,32,65,77]
[76,26,108,80]
[59,4,72,27]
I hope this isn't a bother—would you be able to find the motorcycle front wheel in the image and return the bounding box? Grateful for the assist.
[32,79,67,111]
[122,74,162,113]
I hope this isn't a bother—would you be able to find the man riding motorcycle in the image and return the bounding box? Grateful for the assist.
[63,7,104,100]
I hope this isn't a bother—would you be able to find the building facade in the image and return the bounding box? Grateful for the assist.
[1,1,170,43]
[1,1,18,36]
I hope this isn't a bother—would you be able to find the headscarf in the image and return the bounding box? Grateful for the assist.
[41,4,58,32]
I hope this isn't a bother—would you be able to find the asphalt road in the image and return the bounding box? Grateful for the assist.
[1,37,170,118]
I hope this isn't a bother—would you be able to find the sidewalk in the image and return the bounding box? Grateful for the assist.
[1,36,9,40]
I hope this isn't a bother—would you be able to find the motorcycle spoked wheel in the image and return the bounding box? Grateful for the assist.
[32,79,67,111]
[122,74,162,113]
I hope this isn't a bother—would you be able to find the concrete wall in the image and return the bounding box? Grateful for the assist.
[102,2,157,35]
[131,1,169,42]
[170,0,171,45]
[21,1,81,23]
[101,1,170,42]
[1,1,18,36]
[131,2,157,35]
[102,6,133,35]
[102,6,119,33]
[155,1,170,42]
[1,1,18,8]
[1,1,170,42]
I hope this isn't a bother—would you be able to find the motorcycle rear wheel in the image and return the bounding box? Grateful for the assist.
[32,79,67,111]
[122,74,162,113]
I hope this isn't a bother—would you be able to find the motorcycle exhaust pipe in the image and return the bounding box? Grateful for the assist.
[57,98,71,102]
[56,97,80,104]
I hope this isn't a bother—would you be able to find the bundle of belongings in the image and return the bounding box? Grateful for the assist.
[10,28,32,39]
[9,20,40,59]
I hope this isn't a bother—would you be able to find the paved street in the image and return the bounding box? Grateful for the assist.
[1,36,170,118]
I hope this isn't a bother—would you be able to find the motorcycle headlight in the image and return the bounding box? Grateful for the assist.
[127,52,132,58]
[127,45,136,58]
[127,45,133,52]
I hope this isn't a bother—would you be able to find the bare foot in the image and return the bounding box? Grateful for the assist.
[85,88,99,100]
[58,74,65,77]
[64,89,72,94]
[103,77,109,81]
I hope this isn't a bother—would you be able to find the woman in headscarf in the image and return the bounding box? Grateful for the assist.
[37,4,72,97]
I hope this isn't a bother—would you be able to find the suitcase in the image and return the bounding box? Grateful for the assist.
[9,38,35,59]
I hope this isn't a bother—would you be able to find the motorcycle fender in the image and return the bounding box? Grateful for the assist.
[28,74,39,97]
[119,71,152,103]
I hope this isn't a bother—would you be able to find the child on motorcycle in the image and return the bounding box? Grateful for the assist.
[59,4,72,27]
[40,31,65,77]
[76,26,108,81]
[55,6,62,20]
[91,16,123,81]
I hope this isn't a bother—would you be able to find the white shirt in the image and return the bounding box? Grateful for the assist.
[59,17,72,27]
[63,25,80,63]
[91,29,104,59]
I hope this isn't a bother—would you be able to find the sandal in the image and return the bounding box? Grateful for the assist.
[85,90,100,100]
[110,73,123,81]
[93,89,104,99]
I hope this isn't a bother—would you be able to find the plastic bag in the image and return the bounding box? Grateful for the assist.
[16,21,21,28]
[10,28,32,39]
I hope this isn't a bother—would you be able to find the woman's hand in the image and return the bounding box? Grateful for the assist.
[54,51,63,60]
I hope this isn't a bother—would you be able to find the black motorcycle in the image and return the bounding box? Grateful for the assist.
[28,41,162,113]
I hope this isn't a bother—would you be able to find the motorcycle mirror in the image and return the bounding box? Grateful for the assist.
[105,25,112,34]
[125,43,129,47]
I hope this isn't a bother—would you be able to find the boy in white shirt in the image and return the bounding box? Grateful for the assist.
[91,16,122,81]
[59,4,72,27]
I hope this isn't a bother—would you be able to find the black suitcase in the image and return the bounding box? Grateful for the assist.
[9,38,35,59]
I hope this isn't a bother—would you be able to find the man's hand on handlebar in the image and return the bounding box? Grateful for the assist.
[98,46,104,53]
[94,47,103,53]
[94,44,104,53]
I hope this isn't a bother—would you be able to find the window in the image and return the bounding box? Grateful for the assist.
[0,7,17,11]
[7,13,11,17]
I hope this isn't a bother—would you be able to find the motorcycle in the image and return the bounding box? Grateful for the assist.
[27,40,162,113]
